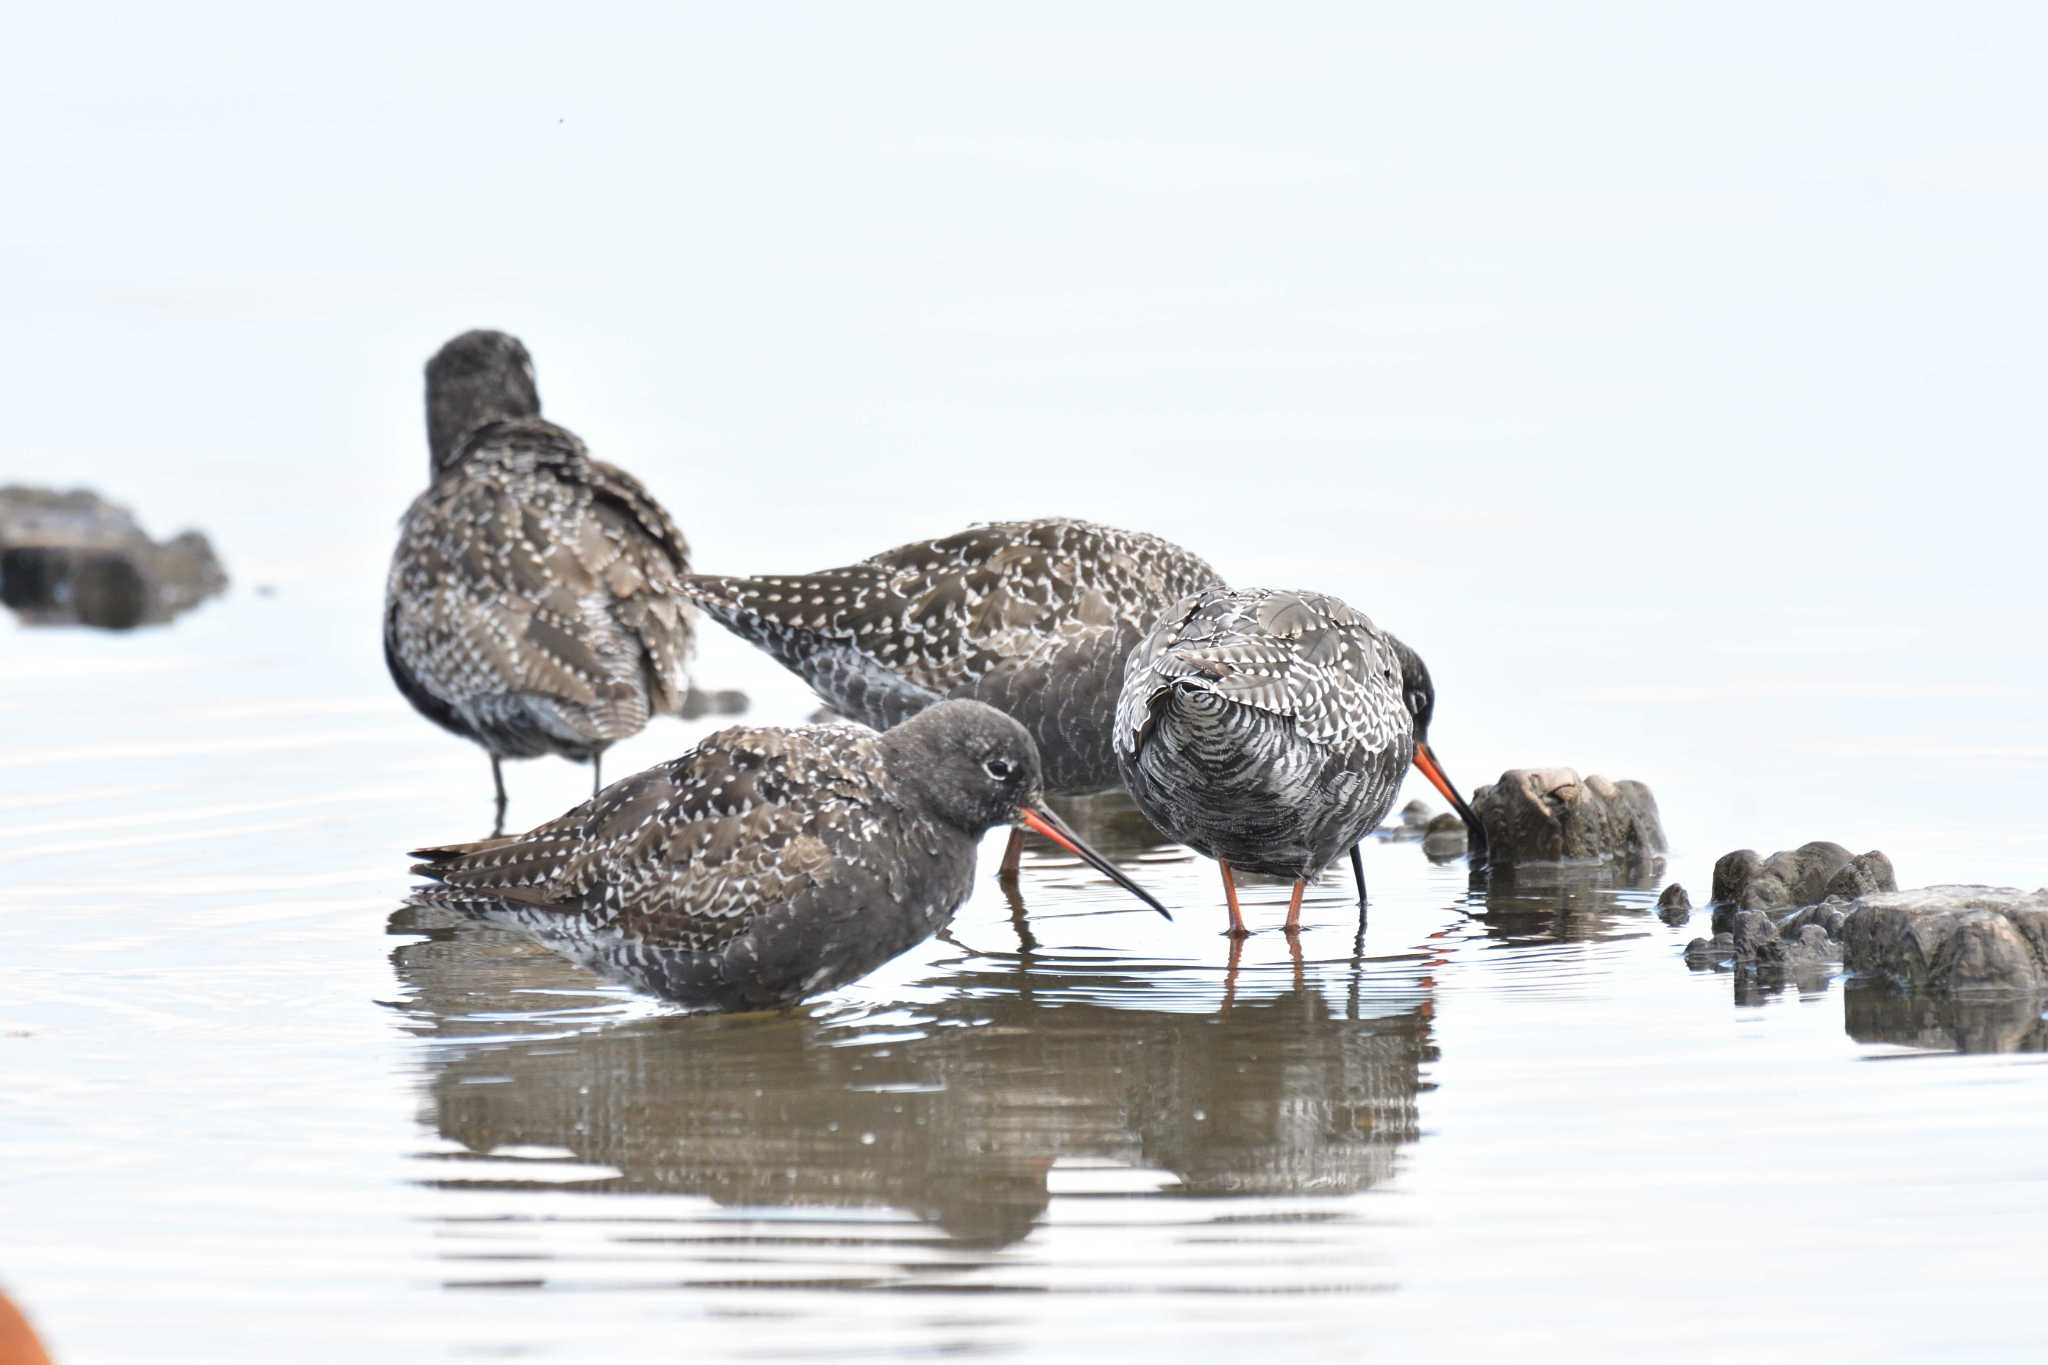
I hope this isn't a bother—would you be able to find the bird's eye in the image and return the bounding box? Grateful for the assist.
[983,758,1014,781]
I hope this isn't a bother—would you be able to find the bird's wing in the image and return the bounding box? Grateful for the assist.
[411,722,884,953]
[1123,588,1408,753]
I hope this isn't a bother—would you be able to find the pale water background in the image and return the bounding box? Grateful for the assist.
[3,3,2046,1361]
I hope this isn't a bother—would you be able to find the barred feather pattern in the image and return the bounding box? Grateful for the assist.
[680,518,1223,793]
[408,719,975,1011]
[384,417,694,761]
[1114,587,1414,880]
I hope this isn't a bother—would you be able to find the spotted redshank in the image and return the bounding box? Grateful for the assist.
[1114,586,1487,935]
[409,700,1171,1010]
[385,330,695,834]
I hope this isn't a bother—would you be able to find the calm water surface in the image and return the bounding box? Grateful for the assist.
[3,589,2044,1363]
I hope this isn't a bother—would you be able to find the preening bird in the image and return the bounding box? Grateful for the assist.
[1115,586,1487,936]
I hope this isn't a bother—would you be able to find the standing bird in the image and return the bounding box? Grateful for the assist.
[1114,587,1488,936]
[409,700,1170,1011]
[679,518,1223,877]
[385,330,695,834]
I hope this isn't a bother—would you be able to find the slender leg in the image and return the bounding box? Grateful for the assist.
[1284,878,1306,935]
[489,755,509,836]
[998,827,1025,882]
[1222,932,1245,1013]
[591,752,603,797]
[1349,845,1368,909]
[1220,860,1249,938]
[1287,925,1306,992]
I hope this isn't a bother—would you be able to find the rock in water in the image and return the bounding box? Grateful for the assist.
[1841,886,2048,998]
[1657,883,1692,925]
[1468,768,1665,865]
[1709,843,1895,920]
[0,485,226,628]
[1421,811,1468,861]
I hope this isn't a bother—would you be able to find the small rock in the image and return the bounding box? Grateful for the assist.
[1468,768,1666,865]
[1824,851,1897,902]
[1656,883,1692,925]
[1710,850,1762,905]
[1420,811,1467,861]
[1727,909,1779,961]
[1684,933,1732,969]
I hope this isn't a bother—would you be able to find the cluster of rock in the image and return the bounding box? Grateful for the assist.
[1711,842,1896,911]
[1682,840,2048,998]
[0,485,226,628]
[1467,767,1666,865]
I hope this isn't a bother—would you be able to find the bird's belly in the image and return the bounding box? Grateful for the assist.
[717,832,976,1006]
[1121,694,1403,878]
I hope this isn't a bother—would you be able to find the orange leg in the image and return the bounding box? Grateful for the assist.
[1220,860,1249,937]
[998,827,1024,881]
[1283,878,1306,935]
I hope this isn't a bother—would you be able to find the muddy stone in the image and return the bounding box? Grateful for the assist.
[1421,812,1467,861]
[1686,903,1844,973]
[0,485,226,628]
[1710,843,1895,930]
[1841,887,2048,998]
[1657,883,1692,925]
[1468,768,1665,865]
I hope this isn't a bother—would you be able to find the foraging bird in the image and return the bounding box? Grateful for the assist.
[679,518,1223,876]
[1114,586,1488,936]
[409,700,1170,1011]
[385,330,695,834]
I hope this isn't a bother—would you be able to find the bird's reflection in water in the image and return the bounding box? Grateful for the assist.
[387,891,1436,1250]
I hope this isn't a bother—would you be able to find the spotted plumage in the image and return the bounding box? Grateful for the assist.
[679,518,1223,796]
[384,330,694,830]
[409,700,1168,1011]
[1115,587,1485,934]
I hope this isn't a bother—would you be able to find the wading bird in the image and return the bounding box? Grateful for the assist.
[410,701,1170,1010]
[385,330,694,833]
[1115,586,1487,935]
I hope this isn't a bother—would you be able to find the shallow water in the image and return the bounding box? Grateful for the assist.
[4,591,2045,1363]
[7,3,2048,1354]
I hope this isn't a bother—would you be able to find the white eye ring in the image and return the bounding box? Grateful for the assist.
[984,758,1014,781]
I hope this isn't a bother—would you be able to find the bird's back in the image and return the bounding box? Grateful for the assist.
[1115,587,1413,878]
[384,417,694,759]
[683,518,1222,790]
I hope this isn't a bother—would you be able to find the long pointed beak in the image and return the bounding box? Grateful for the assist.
[1412,739,1490,871]
[1017,805,1173,919]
